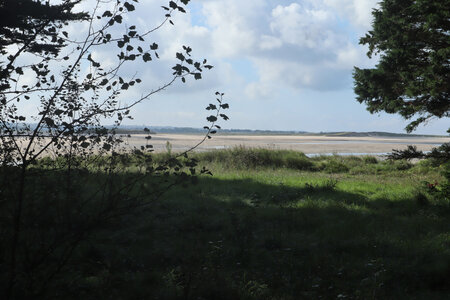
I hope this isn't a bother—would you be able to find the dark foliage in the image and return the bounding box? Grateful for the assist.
[0,0,88,91]
[388,143,450,201]
[0,0,230,298]
[353,0,450,132]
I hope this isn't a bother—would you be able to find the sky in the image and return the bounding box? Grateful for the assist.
[18,0,449,134]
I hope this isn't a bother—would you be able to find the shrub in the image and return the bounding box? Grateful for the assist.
[393,160,413,171]
[283,154,314,170]
[320,160,350,173]
[193,147,314,170]
[363,156,378,164]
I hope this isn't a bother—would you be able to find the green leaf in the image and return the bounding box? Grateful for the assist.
[114,15,123,23]
[176,52,185,61]
[44,117,55,127]
[206,115,217,122]
[169,1,178,9]
[102,10,113,17]
[124,2,135,11]
[143,53,152,62]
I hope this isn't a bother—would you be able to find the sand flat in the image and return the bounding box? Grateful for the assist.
[122,134,450,155]
[9,134,449,157]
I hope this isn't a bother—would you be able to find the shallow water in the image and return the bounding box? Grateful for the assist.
[275,141,442,146]
[305,152,390,157]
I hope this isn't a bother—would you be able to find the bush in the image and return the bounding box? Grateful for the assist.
[193,147,314,170]
[387,160,414,171]
[393,160,413,171]
[283,154,314,170]
[363,156,378,164]
[319,160,350,173]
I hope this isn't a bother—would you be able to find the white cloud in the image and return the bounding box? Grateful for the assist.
[200,0,265,57]
[245,82,274,100]
[259,35,282,50]
[154,0,378,93]
[270,3,335,49]
[105,0,379,96]
[324,0,379,31]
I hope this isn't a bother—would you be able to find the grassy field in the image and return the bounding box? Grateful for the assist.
[2,148,450,299]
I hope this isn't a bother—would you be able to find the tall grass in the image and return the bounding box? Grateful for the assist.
[178,147,430,175]
[192,146,314,170]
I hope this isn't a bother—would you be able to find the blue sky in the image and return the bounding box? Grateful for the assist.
[56,0,449,134]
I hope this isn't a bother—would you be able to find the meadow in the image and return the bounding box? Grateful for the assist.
[1,148,449,299]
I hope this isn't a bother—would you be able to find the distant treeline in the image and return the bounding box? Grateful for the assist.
[114,126,444,138]
[12,124,445,137]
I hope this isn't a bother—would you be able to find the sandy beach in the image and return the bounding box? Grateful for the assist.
[122,134,450,155]
[9,134,449,158]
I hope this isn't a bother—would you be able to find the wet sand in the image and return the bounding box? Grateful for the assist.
[122,134,449,155]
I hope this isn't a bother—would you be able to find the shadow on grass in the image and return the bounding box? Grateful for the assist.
[1,171,449,299]
[88,176,450,300]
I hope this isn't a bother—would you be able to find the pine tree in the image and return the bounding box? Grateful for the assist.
[0,0,87,90]
[353,0,449,132]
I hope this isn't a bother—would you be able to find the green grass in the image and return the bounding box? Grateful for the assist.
[1,148,449,299]
[79,150,449,299]
[92,168,449,299]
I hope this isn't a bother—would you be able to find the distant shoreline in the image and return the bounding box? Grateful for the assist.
[8,133,449,158]
[113,126,448,138]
